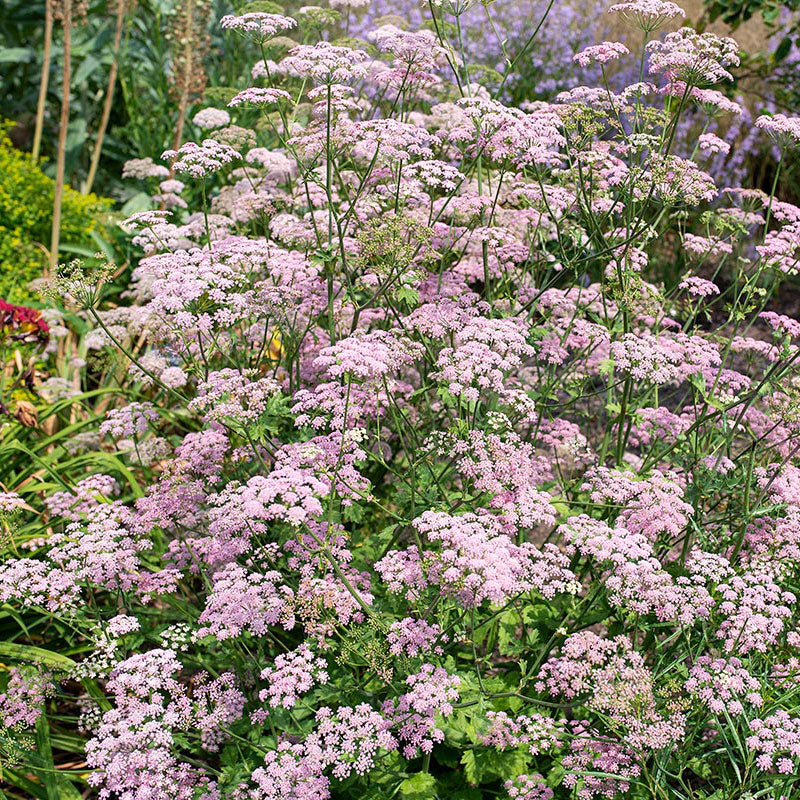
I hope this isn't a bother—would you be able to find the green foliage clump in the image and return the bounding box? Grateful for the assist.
[0,121,110,304]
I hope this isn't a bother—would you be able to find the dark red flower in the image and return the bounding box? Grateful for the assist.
[0,300,49,346]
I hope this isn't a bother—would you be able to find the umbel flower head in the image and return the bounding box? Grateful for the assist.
[227,87,293,107]
[607,0,685,31]
[219,12,297,44]
[278,41,370,84]
[192,107,230,130]
[161,139,241,178]
[573,41,630,67]
[756,114,800,149]
[647,28,740,87]
[49,257,117,310]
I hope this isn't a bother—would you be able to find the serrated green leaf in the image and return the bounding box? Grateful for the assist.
[461,750,479,786]
[399,772,437,800]
[461,748,529,786]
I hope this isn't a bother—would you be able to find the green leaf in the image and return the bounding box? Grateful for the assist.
[774,35,793,62]
[449,791,481,800]
[58,243,98,257]
[498,608,521,656]
[89,229,117,261]
[399,772,437,800]
[396,287,419,307]
[546,763,564,788]
[687,756,713,780]
[34,712,59,800]
[434,744,462,769]
[461,750,479,785]
[74,54,103,85]
[56,778,85,800]
[0,642,76,670]
[68,452,145,498]
[121,191,154,217]
[461,748,529,786]
[2,768,48,799]
[0,47,34,63]
[0,442,75,491]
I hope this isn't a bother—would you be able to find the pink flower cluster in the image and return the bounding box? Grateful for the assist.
[684,656,762,715]
[258,644,329,710]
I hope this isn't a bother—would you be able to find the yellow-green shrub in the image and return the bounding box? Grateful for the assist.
[0,121,110,304]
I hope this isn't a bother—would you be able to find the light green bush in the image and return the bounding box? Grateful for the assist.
[0,121,110,304]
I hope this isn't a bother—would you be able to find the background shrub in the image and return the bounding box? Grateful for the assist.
[0,120,110,303]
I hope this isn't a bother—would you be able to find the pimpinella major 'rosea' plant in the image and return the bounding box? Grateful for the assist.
[6,2,800,799]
